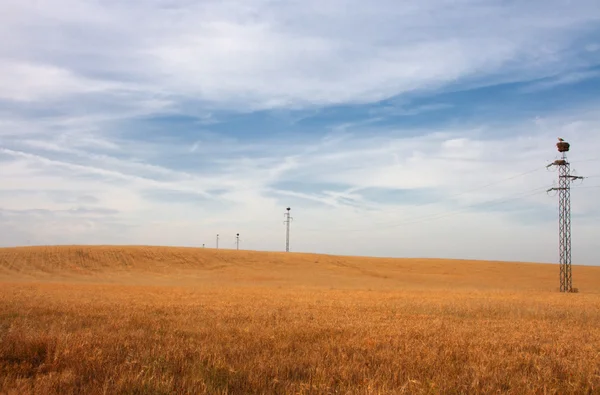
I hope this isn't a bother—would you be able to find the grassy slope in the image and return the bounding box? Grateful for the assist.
[0,245,599,291]
[1,245,600,394]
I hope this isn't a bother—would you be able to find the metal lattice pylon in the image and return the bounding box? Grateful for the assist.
[547,139,583,292]
[558,158,572,292]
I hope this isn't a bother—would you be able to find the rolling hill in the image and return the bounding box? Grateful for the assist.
[1,245,599,291]
[2,245,600,393]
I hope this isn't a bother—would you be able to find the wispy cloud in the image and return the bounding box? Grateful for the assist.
[521,69,600,92]
[2,0,600,109]
[2,105,599,261]
[0,0,599,264]
[0,61,117,102]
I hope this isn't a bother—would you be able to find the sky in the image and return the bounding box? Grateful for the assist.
[1,0,599,265]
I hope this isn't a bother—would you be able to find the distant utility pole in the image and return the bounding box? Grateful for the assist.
[236,233,240,250]
[216,234,219,249]
[547,138,585,293]
[284,207,293,252]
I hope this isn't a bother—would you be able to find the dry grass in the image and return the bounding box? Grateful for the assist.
[2,245,600,291]
[1,246,600,394]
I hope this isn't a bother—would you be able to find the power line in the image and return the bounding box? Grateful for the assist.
[282,165,545,232]
[286,187,553,252]
[288,186,548,251]
[571,156,600,164]
[372,165,545,220]
[448,166,544,197]
[297,184,550,234]
[379,187,549,229]
[363,186,549,231]
[295,166,547,233]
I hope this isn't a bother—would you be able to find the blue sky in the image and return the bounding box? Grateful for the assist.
[1,0,599,264]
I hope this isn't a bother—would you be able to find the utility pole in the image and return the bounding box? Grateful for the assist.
[216,234,219,249]
[236,233,240,250]
[547,138,584,293]
[284,207,293,252]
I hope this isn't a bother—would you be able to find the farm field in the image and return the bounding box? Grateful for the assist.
[1,245,600,394]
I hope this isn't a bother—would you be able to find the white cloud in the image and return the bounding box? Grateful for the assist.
[521,69,600,93]
[0,0,599,264]
[585,43,600,52]
[0,61,118,102]
[1,106,599,263]
[1,0,599,109]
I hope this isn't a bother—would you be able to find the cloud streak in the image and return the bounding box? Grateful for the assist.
[0,0,599,264]
[2,104,599,261]
[2,0,600,109]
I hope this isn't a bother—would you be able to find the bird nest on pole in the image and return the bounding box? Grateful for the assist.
[557,141,570,152]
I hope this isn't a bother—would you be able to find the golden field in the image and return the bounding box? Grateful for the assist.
[1,245,600,394]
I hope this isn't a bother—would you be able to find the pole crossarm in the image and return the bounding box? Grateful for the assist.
[560,175,584,180]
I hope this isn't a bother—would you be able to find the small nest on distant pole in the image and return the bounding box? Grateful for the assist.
[557,141,570,152]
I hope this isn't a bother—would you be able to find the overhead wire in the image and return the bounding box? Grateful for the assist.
[296,165,547,232]
[374,186,550,230]
[296,184,551,233]
[302,181,596,235]
[393,179,599,229]
[353,181,597,234]
[212,155,598,248]
[420,165,544,204]
[571,156,600,164]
